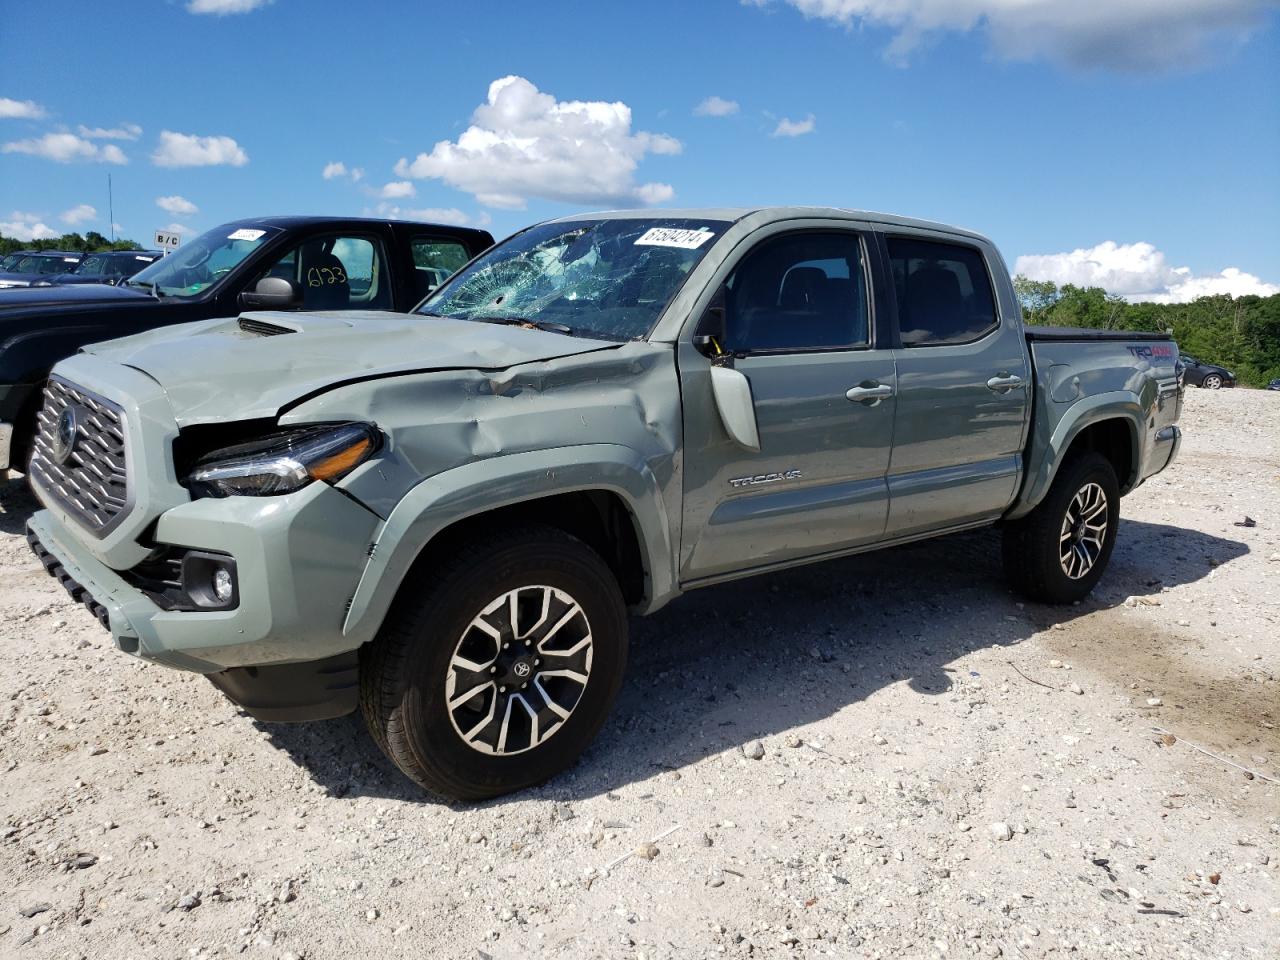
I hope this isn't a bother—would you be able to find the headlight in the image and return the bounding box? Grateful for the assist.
[185,422,381,498]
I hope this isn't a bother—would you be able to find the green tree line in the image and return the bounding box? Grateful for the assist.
[1,231,143,256]
[1013,277,1280,388]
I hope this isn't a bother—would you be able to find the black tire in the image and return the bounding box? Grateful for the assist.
[1201,374,1222,390]
[1002,452,1120,604]
[359,525,628,800]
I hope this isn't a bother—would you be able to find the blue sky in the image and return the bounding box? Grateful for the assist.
[1,0,1277,301]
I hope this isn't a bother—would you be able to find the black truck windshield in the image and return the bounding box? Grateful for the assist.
[127,224,280,298]
[419,218,727,341]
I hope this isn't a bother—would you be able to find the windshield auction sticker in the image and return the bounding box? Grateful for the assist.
[634,227,716,250]
[227,228,267,242]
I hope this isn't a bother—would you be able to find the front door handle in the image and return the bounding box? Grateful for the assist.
[986,373,1025,394]
[846,383,894,406]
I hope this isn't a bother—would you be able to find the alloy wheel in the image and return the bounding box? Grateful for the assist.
[1203,375,1222,389]
[1059,482,1109,580]
[444,585,593,755]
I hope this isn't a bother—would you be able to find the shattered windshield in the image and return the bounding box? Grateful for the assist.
[419,218,728,341]
[127,224,281,298]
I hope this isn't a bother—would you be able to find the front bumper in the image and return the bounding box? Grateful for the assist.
[27,479,381,717]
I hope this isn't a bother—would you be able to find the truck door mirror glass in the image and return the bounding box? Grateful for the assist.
[239,276,302,311]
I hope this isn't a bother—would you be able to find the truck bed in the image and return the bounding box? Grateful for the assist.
[1024,325,1173,342]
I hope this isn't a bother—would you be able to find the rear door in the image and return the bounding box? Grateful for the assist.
[882,232,1030,537]
[679,225,897,582]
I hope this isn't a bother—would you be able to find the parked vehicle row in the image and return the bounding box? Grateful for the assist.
[0,250,84,288]
[19,206,1184,801]
[39,249,163,287]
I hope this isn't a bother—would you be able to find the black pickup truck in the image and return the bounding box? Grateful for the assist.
[0,216,493,474]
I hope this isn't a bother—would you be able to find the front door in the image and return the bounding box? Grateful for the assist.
[679,229,897,582]
[882,233,1031,537]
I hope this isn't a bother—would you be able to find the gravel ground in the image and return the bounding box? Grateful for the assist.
[1,387,1277,960]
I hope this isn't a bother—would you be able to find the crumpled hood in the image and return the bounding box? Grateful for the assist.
[82,309,619,425]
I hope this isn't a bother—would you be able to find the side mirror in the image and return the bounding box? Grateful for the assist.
[239,276,301,311]
[710,366,761,452]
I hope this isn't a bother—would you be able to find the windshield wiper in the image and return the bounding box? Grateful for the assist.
[126,279,162,300]
[473,316,575,337]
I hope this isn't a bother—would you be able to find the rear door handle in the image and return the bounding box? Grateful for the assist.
[846,383,894,405]
[986,373,1025,393]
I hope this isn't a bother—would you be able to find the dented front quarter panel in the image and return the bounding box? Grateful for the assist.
[278,340,685,632]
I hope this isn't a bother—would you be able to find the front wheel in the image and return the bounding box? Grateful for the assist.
[359,525,628,800]
[1002,452,1120,604]
[1201,374,1222,389]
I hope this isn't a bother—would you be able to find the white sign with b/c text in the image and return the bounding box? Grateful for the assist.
[154,230,182,253]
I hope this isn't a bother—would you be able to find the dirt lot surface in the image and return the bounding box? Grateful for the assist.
[1,388,1277,959]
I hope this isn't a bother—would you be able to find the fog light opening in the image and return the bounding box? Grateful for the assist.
[179,551,239,611]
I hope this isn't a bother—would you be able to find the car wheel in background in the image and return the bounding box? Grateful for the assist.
[1201,374,1222,389]
[1002,452,1120,605]
[360,525,628,800]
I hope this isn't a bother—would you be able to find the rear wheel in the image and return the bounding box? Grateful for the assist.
[1002,452,1119,604]
[359,525,628,800]
[1201,374,1222,389]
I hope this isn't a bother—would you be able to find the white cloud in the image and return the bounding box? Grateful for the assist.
[323,161,366,183]
[1014,240,1280,303]
[60,204,97,226]
[694,96,740,117]
[368,202,492,228]
[378,180,417,199]
[0,97,46,120]
[772,114,816,137]
[77,123,142,141]
[163,222,193,235]
[745,0,1273,70]
[156,195,199,217]
[188,0,272,14]
[1,132,127,164]
[1,211,58,241]
[152,131,248,167]
[394,75,681,209]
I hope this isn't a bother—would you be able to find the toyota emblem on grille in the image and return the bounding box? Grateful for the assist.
[52,405,81,465]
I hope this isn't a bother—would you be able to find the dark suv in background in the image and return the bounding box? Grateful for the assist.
[1178,354,1235,389]
[38,250,162,287]
[0,251,84,289]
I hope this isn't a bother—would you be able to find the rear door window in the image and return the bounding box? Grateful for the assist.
[411,237,471,300]
[887,237,997,346]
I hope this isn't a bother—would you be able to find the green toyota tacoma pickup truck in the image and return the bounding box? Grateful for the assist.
[25,208,1183,799]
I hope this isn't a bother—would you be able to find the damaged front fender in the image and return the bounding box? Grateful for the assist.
[340,444,679,644]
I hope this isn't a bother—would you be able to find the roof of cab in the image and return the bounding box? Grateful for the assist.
[544,206,987,242]
[210,214,493,237]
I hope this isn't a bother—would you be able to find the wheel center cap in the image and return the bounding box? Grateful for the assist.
[494,645,537,686]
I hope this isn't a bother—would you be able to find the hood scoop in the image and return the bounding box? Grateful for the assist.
[238,315,297,337]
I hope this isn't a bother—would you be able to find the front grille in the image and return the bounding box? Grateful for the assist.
[29,376,130,536]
